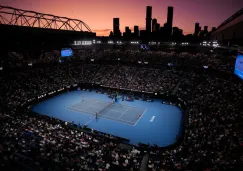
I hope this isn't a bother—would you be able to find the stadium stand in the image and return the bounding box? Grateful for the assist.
[0,49,243,171]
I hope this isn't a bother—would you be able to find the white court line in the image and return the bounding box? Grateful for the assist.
[92,103,129,114]
[106,109,123,113]
[112,103,147,111]
[133,108,147,126]
[68,101,114,116]
[101,114,136,125]
[68,101,110,116]
[84,116,96,125]
[97,115,136,126]
[68,97,91,108]
[66,98,100,116]
[118,107,129,119]
[83,98,146,115]
[82,101,97,111]
[66,97,145,126]
[88,104,123,113]
[84,97,111,104]
[65,107,95,117]
[87,104,141,126]
[67,106,136,126]
[68,100,84,108]
[89,105,102,109]
[98,111,135,123]
[74,97,146,112]
[104,115,135,123]
[89,104,110,110]
[68,106,135,126]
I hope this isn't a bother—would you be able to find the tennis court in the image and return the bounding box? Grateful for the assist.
[67,98,146,126]
[32,90,183,147]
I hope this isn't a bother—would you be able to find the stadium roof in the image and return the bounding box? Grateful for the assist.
[216,8,243,30]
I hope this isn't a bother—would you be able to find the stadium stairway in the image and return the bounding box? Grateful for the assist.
[139,154,149,171]
[127,68,140,88]
[126,66,138,86]
[102,65,119,85]
[91,65,102,83]
[172,72,187,95]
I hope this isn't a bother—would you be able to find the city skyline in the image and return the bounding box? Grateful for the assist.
[1,0,243,36]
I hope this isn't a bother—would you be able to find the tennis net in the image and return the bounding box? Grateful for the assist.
[98,102,113,114]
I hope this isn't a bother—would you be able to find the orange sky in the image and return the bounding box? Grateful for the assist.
[1,0,243,36]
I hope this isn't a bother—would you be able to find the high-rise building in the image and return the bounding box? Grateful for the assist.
[109,31,113,37]
[160,26,165,36]
[164,22,169,36]
[166,6,174,35]
[134,26,139,37]
[173,27,178,33]
[125,26,129,33]
[146,6,152,33]
[123,26,131,38]
[173,27,183,38]
[212,27,216,32]
[113,18,121,37]
[204,26,208,32]
[152,19,157,32]
[156,23,160,32]
[140,30,147,39]
[125,26,131,34]
[194,22,200,36]
[199,26,209,37]
[179,29,183,35]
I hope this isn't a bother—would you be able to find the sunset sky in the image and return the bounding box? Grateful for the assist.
[1,0,243,36]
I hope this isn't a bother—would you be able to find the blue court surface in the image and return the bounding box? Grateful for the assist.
[32,90,183,147]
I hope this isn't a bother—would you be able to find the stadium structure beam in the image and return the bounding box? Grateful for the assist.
[0,5,92,32]
[216,8,243,30]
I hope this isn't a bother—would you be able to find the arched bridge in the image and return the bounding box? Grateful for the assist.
[0,5,92,32]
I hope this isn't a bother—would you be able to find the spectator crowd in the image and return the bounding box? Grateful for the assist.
[0,49,243,171]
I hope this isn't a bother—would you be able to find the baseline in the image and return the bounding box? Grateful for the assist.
[101,114,136,126]
[118,107,129,119]
[84,116,96,125]
[66,107,98,116]
[112,103,147,111]
[133,108,147,126]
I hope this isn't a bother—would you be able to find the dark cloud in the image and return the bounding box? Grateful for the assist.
[93,29,112,32]
[93,29,112,36]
